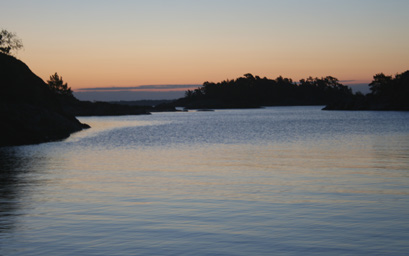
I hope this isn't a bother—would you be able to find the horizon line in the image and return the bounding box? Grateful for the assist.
[76,84,202,92]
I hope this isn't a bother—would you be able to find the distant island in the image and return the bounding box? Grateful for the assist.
[167,72,409,111]
[169,73,351,109]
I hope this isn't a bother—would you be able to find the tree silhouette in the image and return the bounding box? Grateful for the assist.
[0,29,23,55]
[367,71,409,109]
[47,72,73,97]
[369,73,392,96]
[324,70,409,110]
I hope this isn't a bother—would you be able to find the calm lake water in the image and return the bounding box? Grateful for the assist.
[1,106,409,255]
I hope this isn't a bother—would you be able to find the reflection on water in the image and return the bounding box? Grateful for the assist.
[1,107,409,255]
[0,149,49,236]
[0,150,22,233]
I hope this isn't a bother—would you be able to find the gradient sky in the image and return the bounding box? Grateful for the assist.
[3,0,409,100]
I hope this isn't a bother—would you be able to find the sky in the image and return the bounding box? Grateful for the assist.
[2,0,409,100]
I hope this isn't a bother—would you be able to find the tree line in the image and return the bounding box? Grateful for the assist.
[177,71,408,110]
[177,73,353,108]
[324,71,409,110]
[367,71,409,110]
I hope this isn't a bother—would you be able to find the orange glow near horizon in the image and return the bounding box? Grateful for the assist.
[23,51,388,91]
[4,1,408,95]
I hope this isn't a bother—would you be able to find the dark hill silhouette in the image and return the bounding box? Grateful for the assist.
[0,53,89,146]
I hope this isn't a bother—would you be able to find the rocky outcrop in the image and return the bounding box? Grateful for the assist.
[0,53,89,146]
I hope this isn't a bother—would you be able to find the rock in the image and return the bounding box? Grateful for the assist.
[0,53,89,146]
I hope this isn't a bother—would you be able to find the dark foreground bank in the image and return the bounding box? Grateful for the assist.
[0,53,89,146]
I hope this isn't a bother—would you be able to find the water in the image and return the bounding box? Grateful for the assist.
[1,106,409,255]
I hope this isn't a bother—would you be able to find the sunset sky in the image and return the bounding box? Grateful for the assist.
[3,0,409,100]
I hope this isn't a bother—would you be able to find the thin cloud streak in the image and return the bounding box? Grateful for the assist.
[340,80,358,83]
[73,90,186,101]
[77,84,201,91]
